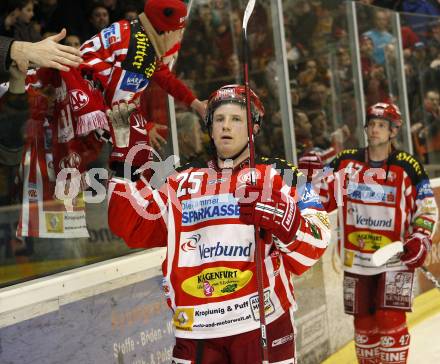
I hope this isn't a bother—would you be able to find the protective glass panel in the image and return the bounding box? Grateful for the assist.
[400,12,440,177]
[283,0,362,163]
[175,0,286,164]
[355,3,411,152]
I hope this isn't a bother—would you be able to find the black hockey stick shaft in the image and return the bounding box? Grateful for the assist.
[242,1,269,363]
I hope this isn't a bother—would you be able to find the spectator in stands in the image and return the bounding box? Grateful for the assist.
[123,4,139,21]
[308,110,331,150]
[298,59,325,87]
[360,34,376,77]
[285,0,317,51]
[401,25,419,52]
[0,0,41,42]
[364,63,390,106]
[33,0,58,34]
[84,3,110,41]
[293,109,313,157]
[214,9,241,59]
[427,20,440,59]
[176,111,206,165]
[363,9,394,65]
[101,0,123,23]
[310,0,334,54]
[64,34,81,49]
[299,81,330,114]
[412,90,440,162]
[413,90,440,129]
[309,109,350,153]
[336,47,354,92]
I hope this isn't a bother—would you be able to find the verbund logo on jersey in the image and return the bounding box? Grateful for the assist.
[178,225,255,267]
[198,241,252,260]
[346,202,395,231]
[181,194,239,225]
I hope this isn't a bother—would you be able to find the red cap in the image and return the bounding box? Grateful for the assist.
[144,0,187,33]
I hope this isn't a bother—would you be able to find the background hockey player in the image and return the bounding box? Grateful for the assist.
[107,84,330,363]
[320,102,438,364]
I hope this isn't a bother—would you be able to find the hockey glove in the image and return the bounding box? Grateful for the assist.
[400,233,431,270]
[236,184,301,244]
[109,105,153,180]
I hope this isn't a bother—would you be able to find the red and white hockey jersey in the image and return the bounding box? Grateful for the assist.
[108,157,330,339]
[320,148,438,275]
[80,18,195,106]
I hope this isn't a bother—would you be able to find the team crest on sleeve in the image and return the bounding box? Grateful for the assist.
[298,183,322,210]
[416,180,434,199]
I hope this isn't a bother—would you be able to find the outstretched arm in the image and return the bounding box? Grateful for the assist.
[6,29,82,73]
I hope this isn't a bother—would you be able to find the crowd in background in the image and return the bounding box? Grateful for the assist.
[2,0,440,284]
[173,0,440,164]
[2,0,440,162]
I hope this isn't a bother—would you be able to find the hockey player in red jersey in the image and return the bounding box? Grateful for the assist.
[320,103,438,364]
[107,85,331,363]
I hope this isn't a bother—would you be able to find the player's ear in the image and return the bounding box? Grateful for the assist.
[253,124,260,135]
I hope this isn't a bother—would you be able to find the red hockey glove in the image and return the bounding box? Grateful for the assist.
[235,184,301,244]
[298,151,323,182]
[400,233,431,270]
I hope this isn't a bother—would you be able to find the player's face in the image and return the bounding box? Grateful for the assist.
[211,103,249,160]
[365,118,396,147]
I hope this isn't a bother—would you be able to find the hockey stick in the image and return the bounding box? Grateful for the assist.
[371,242,440,290]
[371,241,404,267]
[242,1,269,363]
[419,266,440,290]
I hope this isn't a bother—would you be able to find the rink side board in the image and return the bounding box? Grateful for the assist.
[0,249,176,364]
[419,180,440,293]
[1,179,440,363]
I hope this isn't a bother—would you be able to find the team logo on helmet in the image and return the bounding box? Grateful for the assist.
[204,84,265,127]
[366,102,402,128]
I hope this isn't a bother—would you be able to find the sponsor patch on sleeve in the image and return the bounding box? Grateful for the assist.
[416,180,434,199]
[101,23,121,49]
[414,216,435,232]
[298,183,322,210]
[120,71,148,92]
